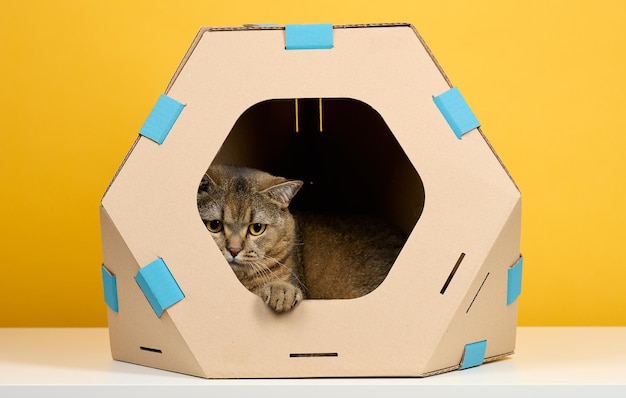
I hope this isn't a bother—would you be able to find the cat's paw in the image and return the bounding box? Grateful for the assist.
[260,281,303,313]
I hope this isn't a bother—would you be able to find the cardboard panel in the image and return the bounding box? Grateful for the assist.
[421,198,522,375]
[100,207,205,377]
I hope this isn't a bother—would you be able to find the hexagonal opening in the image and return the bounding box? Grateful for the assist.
[198,97,424,300]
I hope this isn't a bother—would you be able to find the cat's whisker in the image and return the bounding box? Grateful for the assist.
[249,260,273,285]
[261,254,305,288]
[252,258,280,283]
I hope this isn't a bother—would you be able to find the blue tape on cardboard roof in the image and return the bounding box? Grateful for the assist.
[285,24,333,50]
[507,256,524,305]
[461,340,487,369]
[433,87,480,139]
[101,265,119,313]
[139,94,185,145]
[135,258,185,318]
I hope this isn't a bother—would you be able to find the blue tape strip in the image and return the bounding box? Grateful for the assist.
[139,94,185,145]
[285,24,333,50]
[461,340,487,369]
[101,265,119,313]
[135,258,185,318]
[507,256,523,305]
[433,87,480,139]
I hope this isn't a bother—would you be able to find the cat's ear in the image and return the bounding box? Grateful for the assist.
[199,172,217,193]
[261,180,303,209]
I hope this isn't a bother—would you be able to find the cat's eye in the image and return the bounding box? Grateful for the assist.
[207,220,223,233]
[248,223,266,236]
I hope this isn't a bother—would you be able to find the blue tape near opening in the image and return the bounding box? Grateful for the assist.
[101,265,119,313]
[433,87,480,139]
[285,24,333,50]
[461,340,487,369]
[135,258,185,318]
[507,256,523,305]
[139,94,185,145]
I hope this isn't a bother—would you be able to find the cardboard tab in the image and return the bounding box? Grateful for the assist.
[139,94,185,145]
[101,264,119,313]
[285,24,333,50]
[135,258,185,317]
[461,340,487,369]
[433,87,480,139]
[507,256,523,305]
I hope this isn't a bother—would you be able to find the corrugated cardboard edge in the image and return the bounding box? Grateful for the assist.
[101,136,140,201]
[406,24,520,192]
[419,352,513,377]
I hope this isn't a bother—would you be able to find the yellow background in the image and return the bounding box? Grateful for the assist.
[1,0,624,327]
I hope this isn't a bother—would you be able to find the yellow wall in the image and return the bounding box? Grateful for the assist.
[1,0,624,326]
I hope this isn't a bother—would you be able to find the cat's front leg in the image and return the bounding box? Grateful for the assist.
[259,280,303,313]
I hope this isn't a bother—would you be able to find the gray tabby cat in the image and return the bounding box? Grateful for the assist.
[197,165,405,313]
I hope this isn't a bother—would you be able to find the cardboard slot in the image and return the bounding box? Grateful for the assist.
[294,98,299,133]
[318,98,323,132]
[294,98,324,133]
[139,346,163,354]
[290,353,339,358]
[440,253,466,295]
[466,273,490,313]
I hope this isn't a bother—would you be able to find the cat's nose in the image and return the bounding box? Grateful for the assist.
[228,247,242,257]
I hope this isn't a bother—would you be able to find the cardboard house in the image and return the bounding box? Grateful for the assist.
[100,23,523,378]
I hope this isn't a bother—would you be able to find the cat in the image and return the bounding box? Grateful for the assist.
[197,165,406,313]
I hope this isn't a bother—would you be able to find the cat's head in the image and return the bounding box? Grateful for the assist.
[197,165,303,274]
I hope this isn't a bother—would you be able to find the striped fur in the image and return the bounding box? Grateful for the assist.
[197,165,406,313]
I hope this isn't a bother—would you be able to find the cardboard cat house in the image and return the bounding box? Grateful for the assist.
[100,23,523,378]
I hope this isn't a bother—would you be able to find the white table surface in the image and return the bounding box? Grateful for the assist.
[1,327,624,397]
